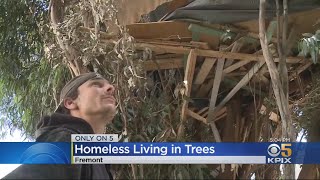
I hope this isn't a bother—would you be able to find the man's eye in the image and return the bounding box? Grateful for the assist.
[92,82,102,87]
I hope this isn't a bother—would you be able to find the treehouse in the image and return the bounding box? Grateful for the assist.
[49,0,320,179]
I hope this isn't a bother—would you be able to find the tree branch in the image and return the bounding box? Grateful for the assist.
[259,0,293,136]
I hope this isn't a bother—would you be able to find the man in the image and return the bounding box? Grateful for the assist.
[5,72,116,179]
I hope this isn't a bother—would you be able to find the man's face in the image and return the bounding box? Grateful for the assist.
[74,78,116,122]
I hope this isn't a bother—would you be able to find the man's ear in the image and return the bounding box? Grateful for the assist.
[63,97,78,110]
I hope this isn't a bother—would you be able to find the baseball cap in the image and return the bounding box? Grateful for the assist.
[55,72,105,113]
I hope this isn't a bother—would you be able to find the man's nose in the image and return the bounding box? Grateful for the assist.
[104,83,115,95]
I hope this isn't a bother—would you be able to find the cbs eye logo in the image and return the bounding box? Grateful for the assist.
[267,143,292,163]
[267,144,292,157]
[20,143,69,164]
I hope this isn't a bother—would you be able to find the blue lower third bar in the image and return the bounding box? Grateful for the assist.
[72,156,266,164]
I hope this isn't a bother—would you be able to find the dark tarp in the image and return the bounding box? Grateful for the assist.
[143,0,320,24]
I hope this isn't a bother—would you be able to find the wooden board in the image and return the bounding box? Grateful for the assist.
[194,58,217,84]
[207,58,225,121]
[196,78,214,97]
[144,58,183,71]
[134,42,307,63]
[187,109,208,124]
[213,61,266,115]
[127,21,191,39]
[224,40,244,67]
[223,60,251,74]
[180,50,197,121]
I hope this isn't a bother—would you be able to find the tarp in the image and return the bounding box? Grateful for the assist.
[145,0,320,24]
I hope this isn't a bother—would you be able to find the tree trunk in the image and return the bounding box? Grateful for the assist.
[259,0,295,178]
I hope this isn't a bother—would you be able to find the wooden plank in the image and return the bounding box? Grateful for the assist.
[207,58,225,121]
[194,58,217,84]
[203,106,226,119]
[214,113,227,122]
[197,49,305,64]
[189,23,278,44]
[223,60,251,74]
[224,40,244,67]
[180,50,197,121]
[126,21,191,39]
[133,43,307,63]
[192,40,212,86]
[144,58,183,71]
[211,61,266,118]
[187,109,208,124]
[197,107,209,115]
[210,121,222,142]
[135,42,190,54]
[223,48,264,74]
[196,78,214,97]
[190,41,210,49]
[137,39,206,49]
[224,72,247,77]
[215,107,227,118]
[184,50,197,96]
[289,61,312,80]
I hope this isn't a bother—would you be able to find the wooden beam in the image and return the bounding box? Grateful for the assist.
[223,60,251,74]
[188,23,277,43]
[214,112,227,121]
[180,50,197,121]
[126,21,191,39]
[211,61,266,120]
[207,57,225,121]
[223,48,265,74]
[197,107,209,115]
[224,40,244,67]
[190,41,210,49]
[135,42,189,54]
[144,58,183,71]
[187,109,208,124]
[194,58,217,84]
[203,106,227,119]
[197,49,305,64]
[134,43,306,63]
[210,121,222,142]
[289,61,312,80]
[196,78,214,97]
[136,39,207,49]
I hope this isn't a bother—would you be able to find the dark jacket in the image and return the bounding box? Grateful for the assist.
[4,113,113,179]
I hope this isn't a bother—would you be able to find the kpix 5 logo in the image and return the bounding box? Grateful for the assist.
[267,143,292,164]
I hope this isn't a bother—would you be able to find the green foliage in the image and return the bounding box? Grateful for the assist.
[0,0,69,138]
[292,65,320,140]
[299,30,320,64]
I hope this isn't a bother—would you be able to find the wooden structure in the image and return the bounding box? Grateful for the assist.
[122,8,319,125]
[79,1,319,178]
